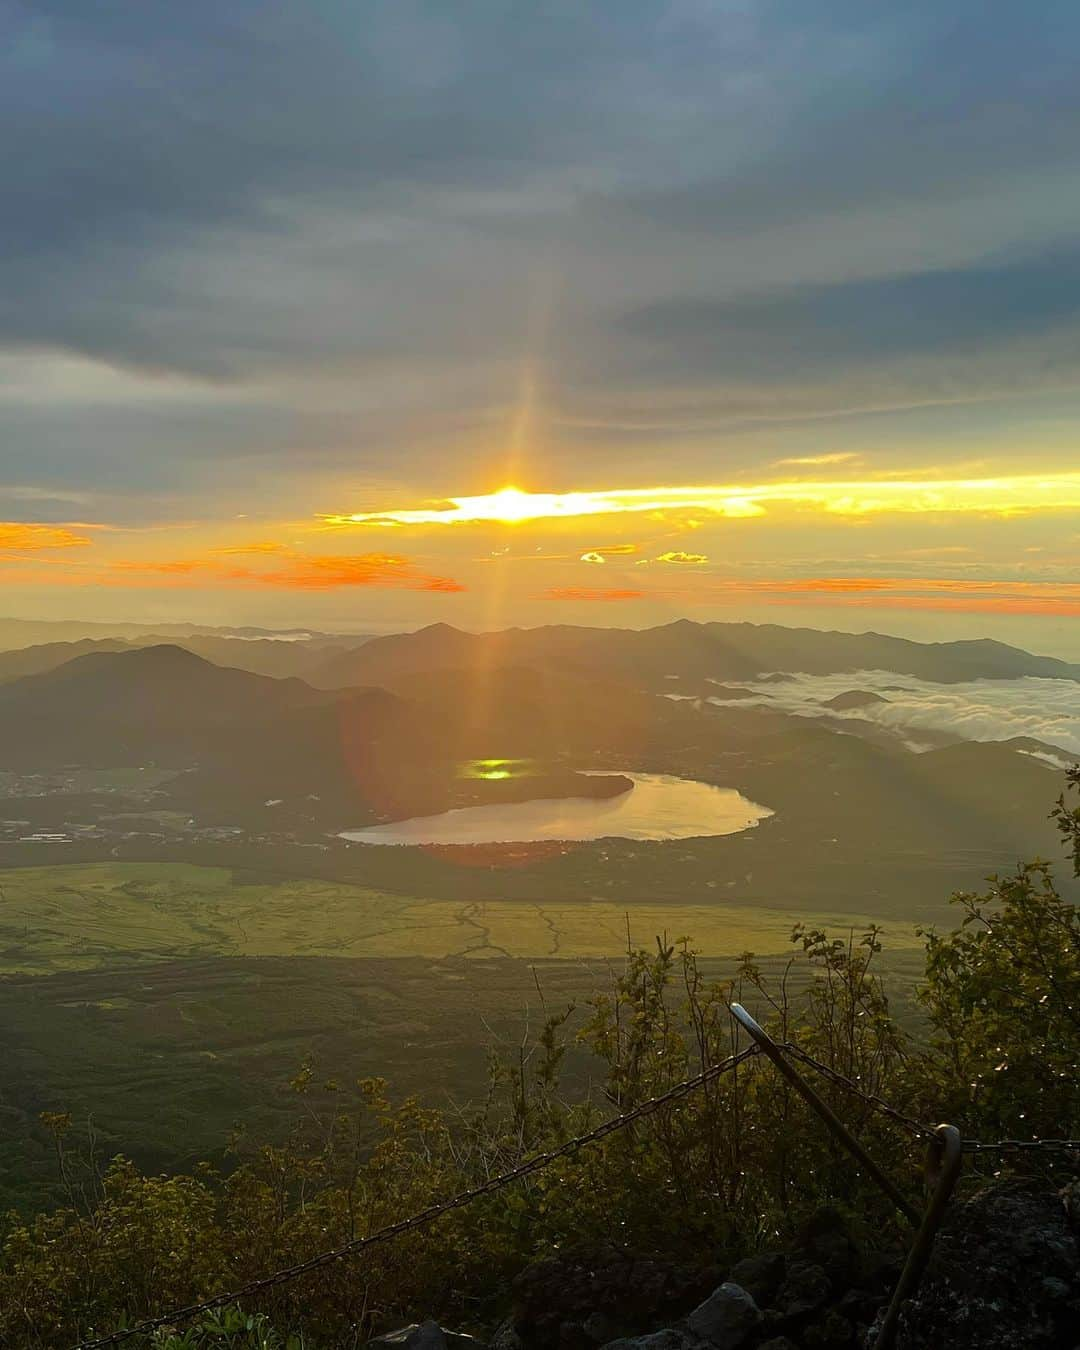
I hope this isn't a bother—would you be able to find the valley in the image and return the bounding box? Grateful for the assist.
[0,617,1075,1216]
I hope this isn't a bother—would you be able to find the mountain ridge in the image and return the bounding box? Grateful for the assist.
[309,618,1080,689]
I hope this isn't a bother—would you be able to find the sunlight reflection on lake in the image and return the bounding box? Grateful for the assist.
[340,771,773,846]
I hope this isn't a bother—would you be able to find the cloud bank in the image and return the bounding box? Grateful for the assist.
[707,670,1080,758]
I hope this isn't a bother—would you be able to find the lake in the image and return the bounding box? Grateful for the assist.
[340,771,773,846]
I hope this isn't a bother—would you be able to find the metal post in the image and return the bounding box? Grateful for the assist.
[729,1002,920,1225]
[873,1124,963,1350]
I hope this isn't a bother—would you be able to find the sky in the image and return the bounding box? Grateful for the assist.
[2,2,1080,656]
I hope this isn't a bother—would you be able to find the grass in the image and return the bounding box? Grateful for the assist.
[0,862,924,974]
[0,860,930,1212]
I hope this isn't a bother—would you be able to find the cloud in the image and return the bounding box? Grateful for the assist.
[729,577,1080,616]
[543,587,644,602]
[6,0,1080,550]
[774,453,860,467]
[656,551,708,564]
[25,543,465,593]
[580,551,606,564]
[704,669,1080,758]
[256,553,465,593]
[329,472,1080,527]
[0,522,94,552]
[542,575,1080,617]
[210,540,292,556]
[616,243,1080,381]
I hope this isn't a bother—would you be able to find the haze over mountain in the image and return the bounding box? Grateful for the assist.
[310,619,1080,690]
[0,645,328,768]
[0,623,1073,861]
[0,625,372,682]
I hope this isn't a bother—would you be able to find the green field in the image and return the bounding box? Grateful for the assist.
[0,860,930,1212]
[0,861,923,974]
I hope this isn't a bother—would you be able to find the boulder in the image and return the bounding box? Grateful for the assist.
[726,1254,785,1308]
[598,1332,693,1350]
[774,1261,831,1319]
[801,1308,855,1348]
[583,1313,618,1344]
[891,1182,1080,1349]
[684,1282,762,1348]
[790,1208,864,1288]
[512,1246,720,1346]
[490,1320,525,1350]
[369,1322,488,1350]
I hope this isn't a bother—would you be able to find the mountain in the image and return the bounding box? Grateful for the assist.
[0,631,369,682]
[822,690,890,710]
[0,627,1071,850]
[0,618,371,649]
[0,639,136,684]
[0,644,666,825]
[309,620,1080,690]
[0,645,329,768]
[142,634,360,680]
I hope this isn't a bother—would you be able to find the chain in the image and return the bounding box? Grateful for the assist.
[776,1042,936,1141]
[71,1045,760,1350]
[963,1137,1080,1155]
[778,1047,1080,1155]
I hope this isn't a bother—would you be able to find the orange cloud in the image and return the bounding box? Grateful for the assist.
[210,540,292,556]
[544,587,645,602]
[256,553,465,592]
[0,522,93,552]
[656,551,708,564]
[56,547,465,593]
[541,575,1080,616]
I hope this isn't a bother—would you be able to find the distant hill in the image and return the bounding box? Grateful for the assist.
[141,633,360,680]
[0,629,369,682]
[309,619,1080,689]
[822,690,891,710]
[1,626,1072,849]
[0,639,135,684]
[0,644,674,825]
[10,618,1075,693]
[0,646,329,768]
[0,617,370,649]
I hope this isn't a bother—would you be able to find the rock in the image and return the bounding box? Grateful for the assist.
[583,1313,617,1344]
[369,1323,447,1350]
[757,1340,799,1350]
[684,1282,762,1347]
[599,1332,692,1350]
[791,1208,863,1287]
[726,1253,786,1307]
[490,1320,524,1350]
[774,1260,831,1319]
[512,1246,720,1346]
[369,1323,487,1350]
[558,1322,590,1350]
[802,1308,855,1348]
[832,1287,881,1326]
[892,1182,1080,1349]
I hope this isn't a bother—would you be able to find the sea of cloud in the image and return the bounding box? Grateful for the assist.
[704,670,1080,760]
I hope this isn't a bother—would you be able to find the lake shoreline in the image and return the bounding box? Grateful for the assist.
[340,770,772,847]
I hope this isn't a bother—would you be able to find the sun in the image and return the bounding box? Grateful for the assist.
[484,487,536,524]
